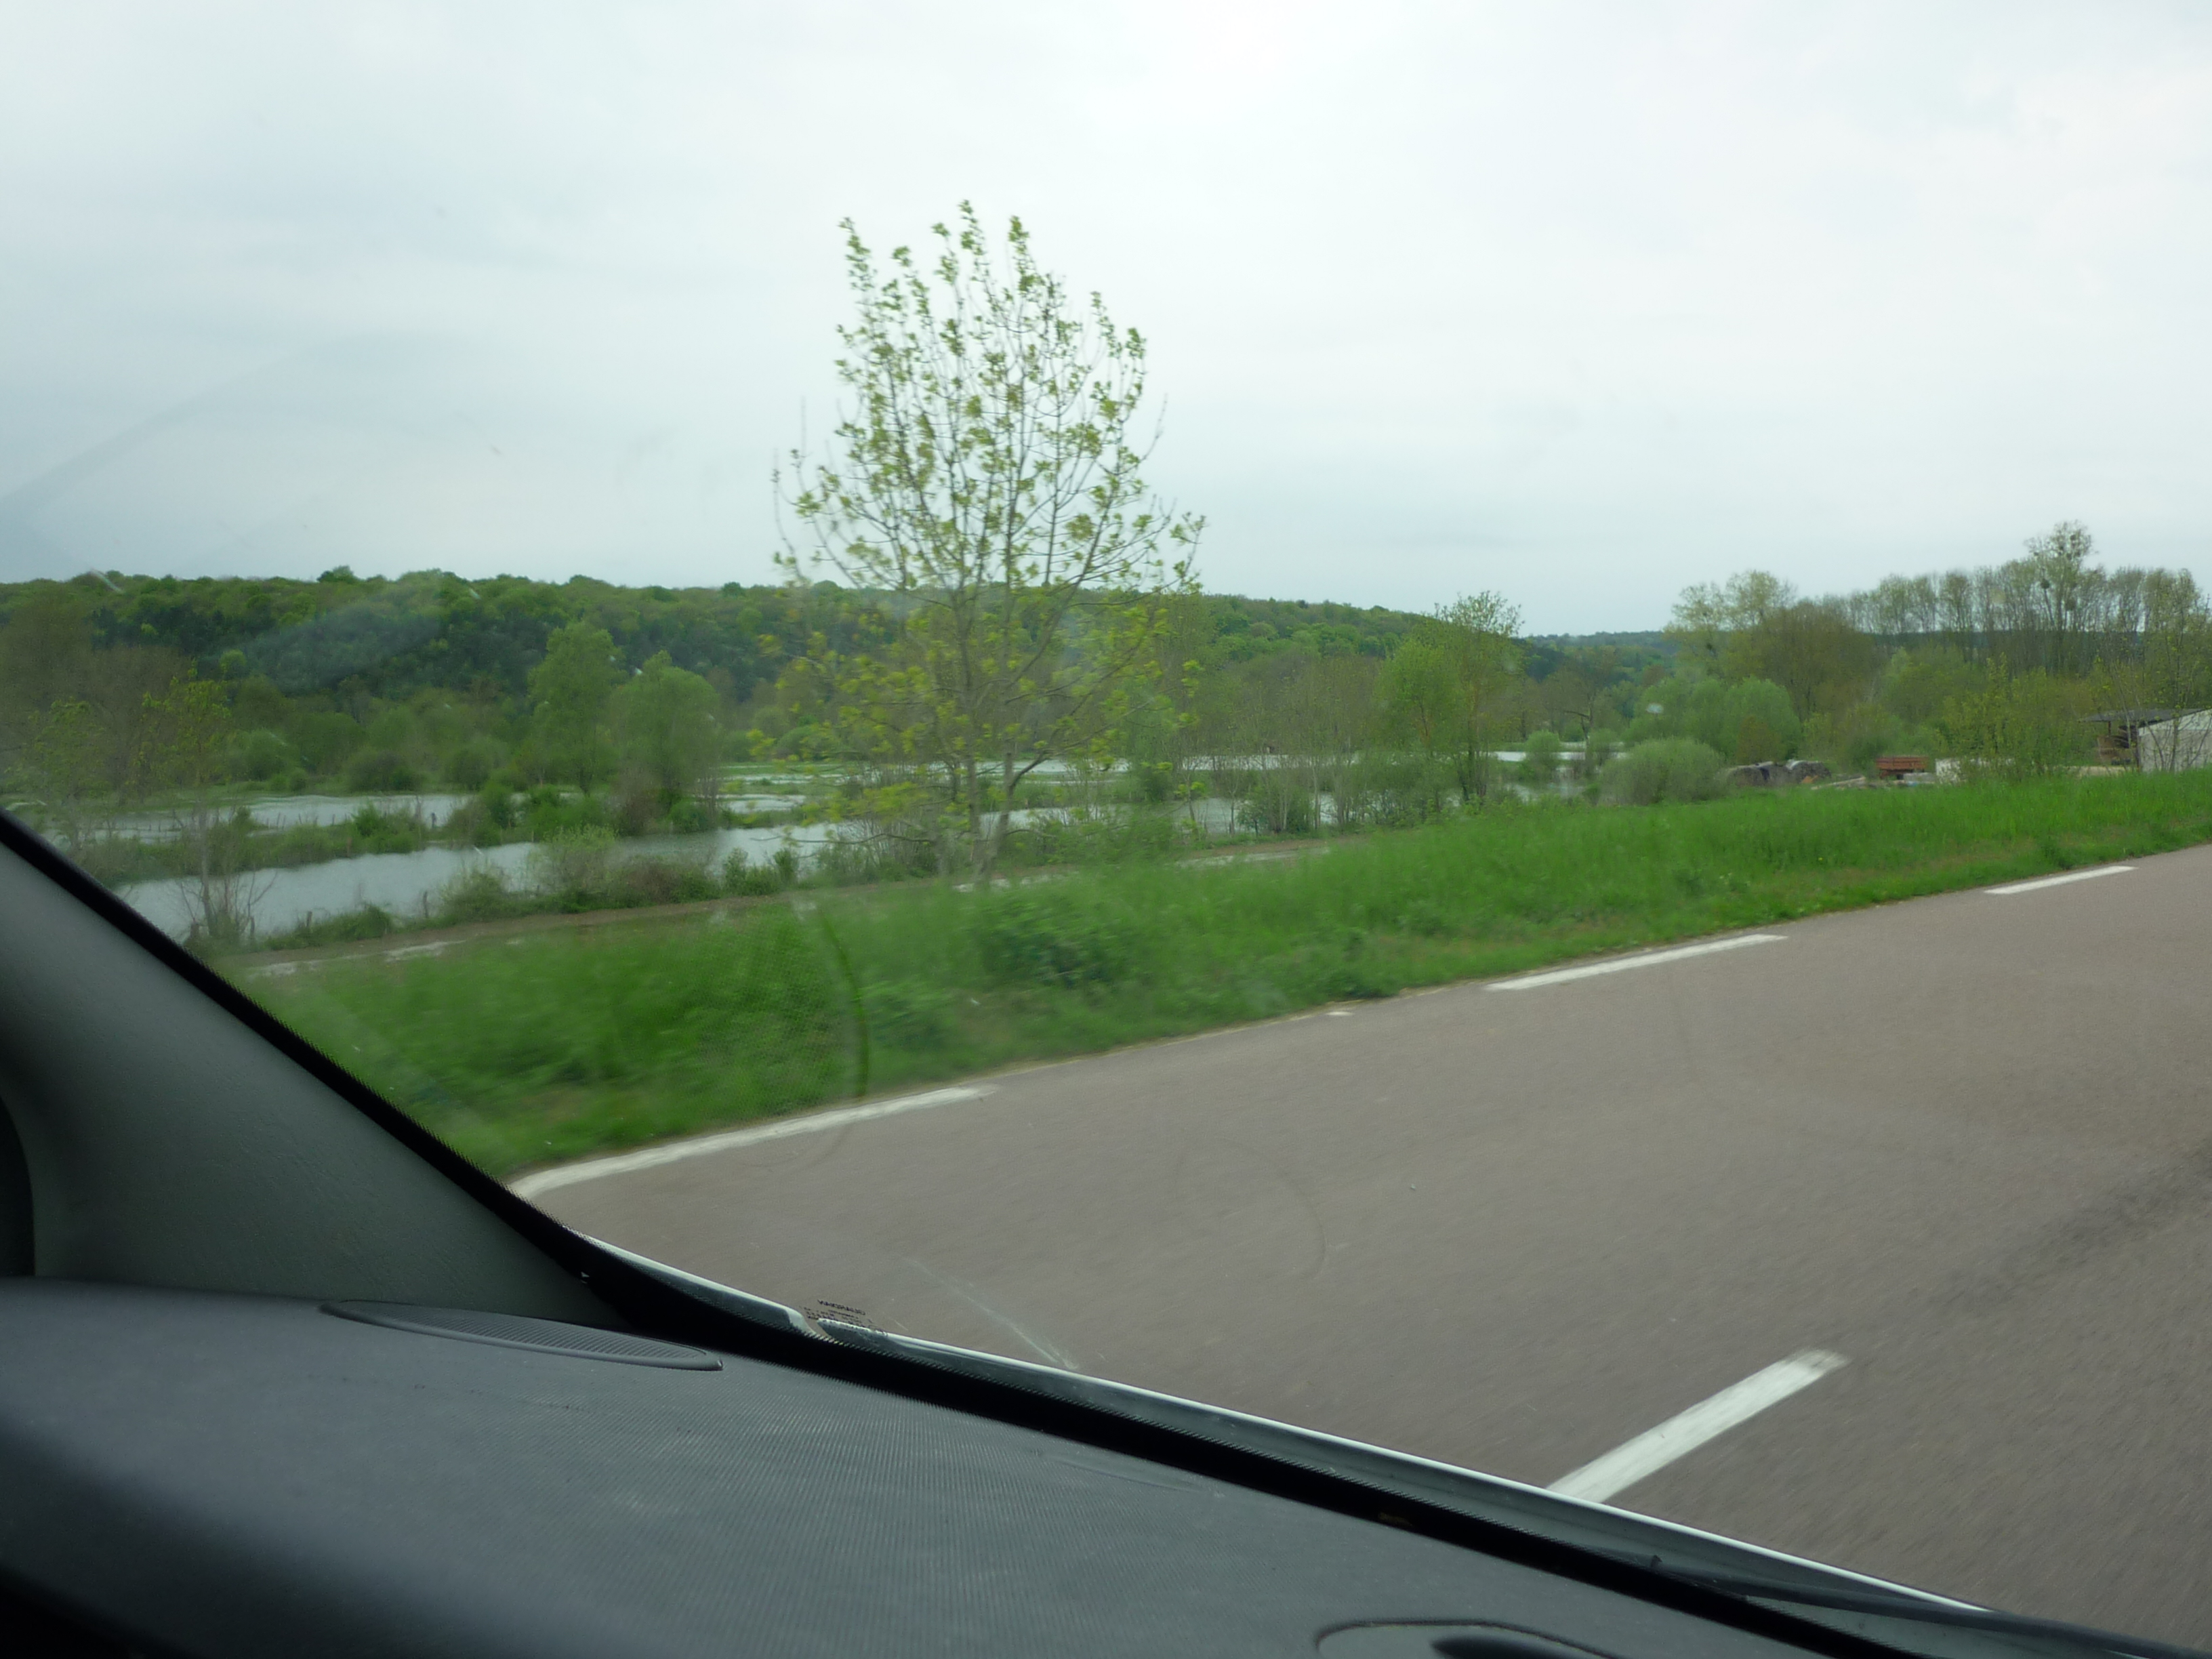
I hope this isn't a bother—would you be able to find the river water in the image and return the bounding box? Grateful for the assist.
[117,819,838,943]
[111,757,1583,943]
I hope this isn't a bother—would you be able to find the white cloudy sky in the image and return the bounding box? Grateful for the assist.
[3,1,2210,630]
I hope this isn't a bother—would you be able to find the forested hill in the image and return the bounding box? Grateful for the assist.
[0,568,1467,710]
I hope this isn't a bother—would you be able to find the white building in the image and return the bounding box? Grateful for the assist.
[2135,710,2212,771]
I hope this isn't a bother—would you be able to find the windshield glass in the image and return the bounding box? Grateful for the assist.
[8,5,2212,1649]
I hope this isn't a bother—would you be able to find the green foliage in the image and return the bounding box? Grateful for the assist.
[1235,769,1317,835]
[230,728,295,781]
[722,846,796,897]
[611,651,720,799]
[1379,592,1522,805]
[265,904,398,949]
[527,825,619,905]
[521,786,607,842]
[342,748,419,792]
[243,769,2212,1176]
[1938,661,2089,777]
[1517,729,1564,784]
[346,804,431,854]
[975,890,1138,990]
[1602,739,1727,805]
[527,621,618,789]
[254,905,851,1172]
[780,205,1201,876]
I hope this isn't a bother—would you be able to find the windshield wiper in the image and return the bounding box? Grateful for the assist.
[1662,1570,2210,1659]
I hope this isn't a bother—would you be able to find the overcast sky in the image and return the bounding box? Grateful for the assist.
[3,2,2210,630]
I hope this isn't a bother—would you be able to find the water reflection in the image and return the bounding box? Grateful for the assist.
[119,821,841,944]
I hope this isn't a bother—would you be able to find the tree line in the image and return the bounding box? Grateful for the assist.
[8,205,2210,896]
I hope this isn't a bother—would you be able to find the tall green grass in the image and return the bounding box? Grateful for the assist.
[245,771,2212,1176]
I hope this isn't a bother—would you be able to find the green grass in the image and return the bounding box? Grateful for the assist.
[242,771,2212,1177]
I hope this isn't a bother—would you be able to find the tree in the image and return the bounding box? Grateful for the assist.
[780,205,1202,876]
[612,652,722,805]
[2022,520,2097,676]
[9,699,109,853]
[1669,573,1872,720]
[528,621,619,789]
[1667,571,1796,669]
[138,672,260,949]
[1382,592,1522,805]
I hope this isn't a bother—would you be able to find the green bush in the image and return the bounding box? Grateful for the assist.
[248,768,2212,1174]
[862,979,955,1051]
[262,903,397,950]
[445,739,503,792]
[343,748,419,793]
[975,890,1136,989]
[1517,730,1564,785]
[522,787,607,842]
[346,804,428,853]
[611,856,719,907]
[1602,739,1727,806]
[722,848,790,897]
[436,865,524,925]
[1236,771,1317,835]
[527,826,618,905]
[291,710,365,775]
[231,728,296,782]
[1939,662,2091,778]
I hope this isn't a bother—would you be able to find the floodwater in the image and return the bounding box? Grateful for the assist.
[108,755,1584,942]
[117,821,839,944]
[108,794,476,841]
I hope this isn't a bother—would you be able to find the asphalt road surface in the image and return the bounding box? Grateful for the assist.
[531,842,2212,1643]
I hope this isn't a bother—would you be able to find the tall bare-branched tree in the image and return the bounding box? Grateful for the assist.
[781,205,1202,876]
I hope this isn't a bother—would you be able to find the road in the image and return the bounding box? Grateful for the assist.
[531,842,2212,1644]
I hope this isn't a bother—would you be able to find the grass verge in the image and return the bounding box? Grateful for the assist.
[239,771,2212,1179]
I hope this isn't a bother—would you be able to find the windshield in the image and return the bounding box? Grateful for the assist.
[7,5,2212,1650]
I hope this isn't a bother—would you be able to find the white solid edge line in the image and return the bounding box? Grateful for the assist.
[510,1086,996,1200]
[1489,933,1786,991]
[1547,1350,1847,1504]
[1985,865,2133,896]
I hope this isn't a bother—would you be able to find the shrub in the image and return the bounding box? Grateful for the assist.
[665,795,714,834]
[436,865,523,925]
[445,739,502,792]
[862,979,955,1050]
[1319,926,1395,1000]
[262,903,396,950]
[1601,739,1727,806]
[343,748,419,793]
[528,826,618,905]
[230,728,295,782]
[1579,729,1621,778]
[346,804,427,853]
[291,710,365,775]
[523,787,606,842]
[442,798,503,848]
[1236,770,1316,835]
[1517,730,1564,785]
[1938,662,2091,779]
[480,777,522,830]
[613,856,719,907]
[974,891,1135,990]
[722,847,791,897]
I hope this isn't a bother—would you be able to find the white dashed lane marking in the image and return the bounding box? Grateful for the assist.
[1489,934,1784,992]
[511,1086,996,1200]
[1548,1350,1847,1504]
[1986,865,2133,896]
